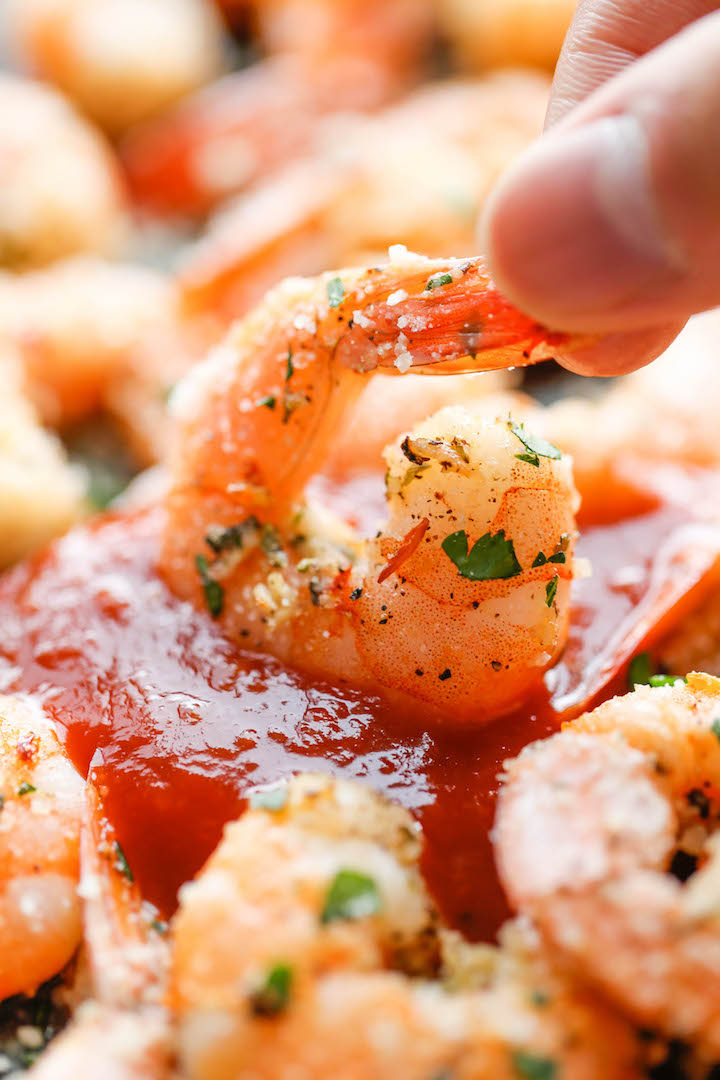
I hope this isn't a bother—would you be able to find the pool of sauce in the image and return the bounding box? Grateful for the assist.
[1,462,719,941]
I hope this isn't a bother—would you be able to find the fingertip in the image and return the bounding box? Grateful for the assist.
[554,321,687,377]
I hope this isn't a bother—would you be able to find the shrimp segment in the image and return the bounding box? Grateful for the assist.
[172,774,643,1080]
[495,673,720,1058]
[163,256,579,719]
[0,695,84,1000]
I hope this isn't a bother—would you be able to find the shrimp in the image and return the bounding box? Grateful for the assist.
[0,75,127,269]
[120,0,435,220]
[28,782,172,1078]
[0,257,181,429]
[495,672,720,1060]
[436,0,578,72]
[172,773,644,1080]
[177,72,551,319]
[0,695,84,1001]
[5,0,226,136]
[0,345,86,568]
[163,253,580,719]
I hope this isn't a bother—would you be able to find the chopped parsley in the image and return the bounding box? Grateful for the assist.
[327,277,345,308]
[425,272,453,291]
[509,421,561,468]
[545,577,558,608]
[285,348,294,382]
[260,524,285,566]
[256,395,276,410]
[195,554,224,618]
[321,869,381,924]
[151,918,169,935]
[250,964,293,1016]
[249,785,288,812]
[533,550,566,567]
[205,518,259,555]
[511,1051,556,1080]
[712,718,720,743]
[627,652,687,689]
[16,781,35,797]
[0,794,4,812]
[113,842,133,883]
[441,529,522,582]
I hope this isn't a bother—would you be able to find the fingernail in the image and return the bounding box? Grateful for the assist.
[481,115,684,330]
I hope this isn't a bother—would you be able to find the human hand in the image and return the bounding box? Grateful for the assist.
[480,0,720,374]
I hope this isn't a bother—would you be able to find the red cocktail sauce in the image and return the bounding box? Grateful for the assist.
[1,463,718,941]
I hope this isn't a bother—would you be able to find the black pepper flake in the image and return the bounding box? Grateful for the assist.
[350,587,362,600]
[439,669,452,681]
[491,660,502,671]
[416,669,424,677]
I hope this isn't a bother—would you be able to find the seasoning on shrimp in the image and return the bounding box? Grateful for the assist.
[162,254,581,720]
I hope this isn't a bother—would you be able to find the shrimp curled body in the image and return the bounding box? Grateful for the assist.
[163,253,579,720]
[495,673,720,1059]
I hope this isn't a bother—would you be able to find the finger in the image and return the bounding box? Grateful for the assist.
[548,0,720,125]
[554,320,687,376]
[480,13,720,339]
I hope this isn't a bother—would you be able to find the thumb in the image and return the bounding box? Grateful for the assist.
[480,11,720,338]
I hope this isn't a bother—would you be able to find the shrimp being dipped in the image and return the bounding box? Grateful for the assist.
[495,673,720,1061]
[0,695,84,1001]
[172,774,643,1080]
[163,253,580,720]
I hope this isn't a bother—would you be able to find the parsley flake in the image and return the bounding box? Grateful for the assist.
[250,964,293,1016]
[256,395,276,410]
[441,529,522,582]
[425,272,453,291]
[195,554,224,618]
[17,781,35,797]
[627,652,687,689]
[509,421,561,463]
[249,785,288,812]
[532,551,547,567]
[321,869,381,924]
[327,277,345,308]
[516,451,540,467]
[713,719,720,743]
[545,577,558,608]
[113,842,134,883]
[511,1051,556,1080]
[285,348,294,381]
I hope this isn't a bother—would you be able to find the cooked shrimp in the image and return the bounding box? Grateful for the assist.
[0,75,127,268]
[436,0,578,72]
[172,774,643,1080]
[0,257,180,428]
[0,345,86,568]
[178,72,551,319]
[120,0,434,220]
[29,783,172,1077]
[0,695,84,1001]
[163,253,579,719]
[495,672,720,1059]
[5,0,226,136]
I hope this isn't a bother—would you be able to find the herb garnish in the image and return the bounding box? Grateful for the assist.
[321,869,381,924]
[712,718,720,743]
[250,964,293,1016]
[285,347,294,381]
[195,554,224,618]
[16,782,35,797]
[545,577,558,608]
[509,421,562,468]
[256,395,276,410]
[327,277,345,308]
[425,272,453,291]
[511,1051,557,1080]
[114,842,134,883]
[442,530,522,582]
[627,652,687,689]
